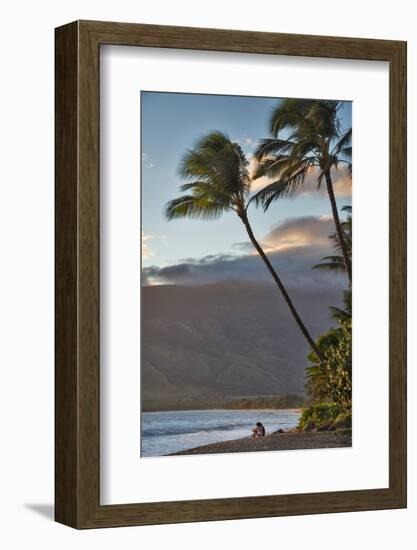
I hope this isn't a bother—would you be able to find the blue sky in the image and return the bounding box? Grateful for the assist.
[141,91,352,282]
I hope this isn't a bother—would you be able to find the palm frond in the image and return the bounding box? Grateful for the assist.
[164,195,228,221]
[253,138,298,161]
[331,128,352,155]
[330,305,351,322]
[250,162,311,210]
[313,207,352,273]
[313,255,346,273]
[341,146,352,160]
[270,98,342,141]
[165,131,251,223]
[269,98,315,136]
[308,100,341,139]
[252,155,306,181]
[330,289,352,322]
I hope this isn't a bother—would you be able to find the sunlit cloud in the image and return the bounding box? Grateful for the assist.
[248,159,351,199]
[329,172,351,198]
[234,215,335,255]
[247,155,274,192]
[142,232,154,258]
[142,215,347,291]
[262,215,334,253]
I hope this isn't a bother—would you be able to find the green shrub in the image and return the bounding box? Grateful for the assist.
[321,320,352,410]
[331,411,352,430]
[306,320,352,410]
[298,402,343,431]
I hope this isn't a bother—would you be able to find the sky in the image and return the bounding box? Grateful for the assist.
[141,91,352,290]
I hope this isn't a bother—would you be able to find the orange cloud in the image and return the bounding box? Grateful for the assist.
[143,215,347,290]
[262,215,334,253]
[233,215,338,256]
[142,232,154,258]
[249,158,351,199]
[248,155,274,192]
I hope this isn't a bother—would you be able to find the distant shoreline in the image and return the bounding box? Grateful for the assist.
[142,395,306,413]
[168,429,352,456]
[143,407,303,413]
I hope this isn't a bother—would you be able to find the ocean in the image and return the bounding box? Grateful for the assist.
[141,409,301,457]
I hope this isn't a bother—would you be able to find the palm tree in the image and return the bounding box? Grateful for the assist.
[252,99,352,285]
[305,328,341,403]
[164,131,323,360]
[329,290,351,323]
[314,205,352,322]
[314,206,352,274]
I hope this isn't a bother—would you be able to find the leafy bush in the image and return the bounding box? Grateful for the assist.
[331,412,352,430]
[306,328,342,403]
[306,319,352,411]
[321,320,352,410]
[298,402,343,431]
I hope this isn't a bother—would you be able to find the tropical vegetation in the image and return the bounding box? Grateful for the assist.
[251,99,352,285]
[164,131,323,359]
[163,98,352,433]
[301,205,352,429]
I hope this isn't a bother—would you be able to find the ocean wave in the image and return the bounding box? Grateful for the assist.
[142,422,248,437]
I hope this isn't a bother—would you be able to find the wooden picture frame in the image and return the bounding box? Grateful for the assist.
[55,20,407,528]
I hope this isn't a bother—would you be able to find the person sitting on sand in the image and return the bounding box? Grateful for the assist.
[251,422,265,437]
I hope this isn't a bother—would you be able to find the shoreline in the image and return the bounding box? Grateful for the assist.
[143,407,303,414]
[142,395,305,413]
[168,429,352,456]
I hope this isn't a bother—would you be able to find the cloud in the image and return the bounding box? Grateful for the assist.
[249,160,351,199]
[234,215,335,254]
[142,232,154,258]
[294,167,351,199]
[248,154,274,192]
[328,171,351,198]
[142,152,156,169]
[143,216,347,291]
[263,215,335,252]
[232,136,255,151]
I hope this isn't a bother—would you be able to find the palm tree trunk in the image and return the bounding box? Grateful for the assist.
[239,212,324,362]
[324,170,352,285]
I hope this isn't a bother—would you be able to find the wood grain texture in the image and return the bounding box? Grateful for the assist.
[55,21,79,527]
[55,20,407,529]
[388,41,407,503]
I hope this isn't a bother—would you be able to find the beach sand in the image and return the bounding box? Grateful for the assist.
[169,429,352,456]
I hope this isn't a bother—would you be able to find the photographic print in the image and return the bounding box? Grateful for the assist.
[55,21,406,527]
[141,91,352,458]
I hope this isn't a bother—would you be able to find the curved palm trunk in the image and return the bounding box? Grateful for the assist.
[240,212,324,362]
[324,170,352,285]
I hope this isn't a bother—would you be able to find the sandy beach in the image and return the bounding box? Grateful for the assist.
[169,429,352,456]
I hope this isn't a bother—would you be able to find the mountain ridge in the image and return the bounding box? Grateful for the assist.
[141,281,342,409]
